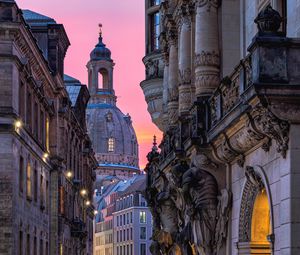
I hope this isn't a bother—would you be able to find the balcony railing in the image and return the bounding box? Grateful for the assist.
[210,55,252,127]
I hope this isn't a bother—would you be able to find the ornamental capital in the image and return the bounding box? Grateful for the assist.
[194,0,220,9]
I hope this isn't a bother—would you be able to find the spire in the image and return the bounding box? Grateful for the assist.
[152,135,158,152]
[99,23,103,37]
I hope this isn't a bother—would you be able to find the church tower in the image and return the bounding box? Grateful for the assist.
[86,26,139,184]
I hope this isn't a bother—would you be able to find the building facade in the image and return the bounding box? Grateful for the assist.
[0,1,96,254]
[113,176,152,255]
[142,0,300,255]
[94,175,152,255]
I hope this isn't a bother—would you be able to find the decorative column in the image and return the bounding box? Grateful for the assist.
[160,32,170,131]
[178,8,192,115]
[167,29,179,126]
[194,0,220,98]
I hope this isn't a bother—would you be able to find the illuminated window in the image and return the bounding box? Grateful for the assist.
[251,188,271,242]
[26,161,32,199]
[108,138,115,152]
[46,117,50,152]
[33,166,37,202]
[140,211,146,223]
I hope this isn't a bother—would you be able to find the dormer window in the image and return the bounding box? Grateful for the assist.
[108,138,115,152]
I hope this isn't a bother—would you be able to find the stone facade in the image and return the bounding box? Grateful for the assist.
[0,1,96,254]
[142,1,300,255]
[93,175,152,255]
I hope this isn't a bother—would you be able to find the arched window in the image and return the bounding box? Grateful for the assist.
[108,138,115,152]
[251,188,271,243]
[98,68,109,89]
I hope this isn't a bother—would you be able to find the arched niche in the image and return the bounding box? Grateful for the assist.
[237,166,274,255]
[98,68,109,89]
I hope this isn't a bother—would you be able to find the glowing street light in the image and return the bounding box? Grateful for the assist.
[66,171,73,178]
[80,189,87,196]
[85,200,91,206]
[15,120,22,129]
[94,210,98,215]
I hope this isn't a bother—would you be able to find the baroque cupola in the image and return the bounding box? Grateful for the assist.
[86,25,139,180]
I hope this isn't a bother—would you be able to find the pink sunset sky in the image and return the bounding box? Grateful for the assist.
[18,0,162,169]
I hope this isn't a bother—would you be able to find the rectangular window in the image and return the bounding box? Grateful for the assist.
[120,214,122,225]
[140,227,146,239]
[127,213,129,224]
[127,245,129,255]
[120,246,123,255]
[130,212,133,223]
[130,228,133,240]
[120,230,122,242]
[123,214,125,225]
[123,229,126,242]
[26,234,30,255]
[46,180,49,213]
[34,101,38,139]
[150,12,160,51]
[130,244,133,255]
[40,239,43,255]
[19,81,25,121]
[60,186,65,215]
[40,109,44,145]
[26,161,32,199]
[46,241,48,255]
[34,167,38,202]
[19,156,24,193]
[40,174,44,209]
[108,138,115,152]
[34,236,37,255]
[127,229,129,241]
[140,243,146,255]
[117,231,119,242]
[140,211,146,223]
[27,91,32,130]
[19,231,23,255]
[46,117,50,151]
[117,247,119,255]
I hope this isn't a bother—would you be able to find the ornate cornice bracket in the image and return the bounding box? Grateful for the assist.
[251,105,289,158]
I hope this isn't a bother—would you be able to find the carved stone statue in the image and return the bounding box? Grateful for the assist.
[182,157,218,255]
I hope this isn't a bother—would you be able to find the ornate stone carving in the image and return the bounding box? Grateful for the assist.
[195,73,220,95]
[146,59,163,80]
[146,150,231,255]
[179,86,192,113]
[254,4,282,34]
[194,0,219,10]
[251,105,289,158]
[195,51,220,67]
[239,166,264,242]
[178,68,191,85]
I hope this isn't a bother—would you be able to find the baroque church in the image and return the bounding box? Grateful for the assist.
[86,28,140,183]
[142,0,300,255]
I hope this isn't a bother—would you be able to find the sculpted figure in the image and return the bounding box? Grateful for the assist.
[154,173,179,254]
[215,189,232,253]
[169,160,194,255]
[182,156,218,255]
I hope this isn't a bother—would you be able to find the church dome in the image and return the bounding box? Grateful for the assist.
[87,29,139,179]
[86,102,139,173]
[90,35,112,61]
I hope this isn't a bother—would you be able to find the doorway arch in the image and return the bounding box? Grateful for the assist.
[237,166,274,254]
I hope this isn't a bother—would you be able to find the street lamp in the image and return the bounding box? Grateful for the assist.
[80,189,87,196]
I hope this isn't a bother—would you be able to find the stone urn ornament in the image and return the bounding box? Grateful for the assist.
[254,4,282,34]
